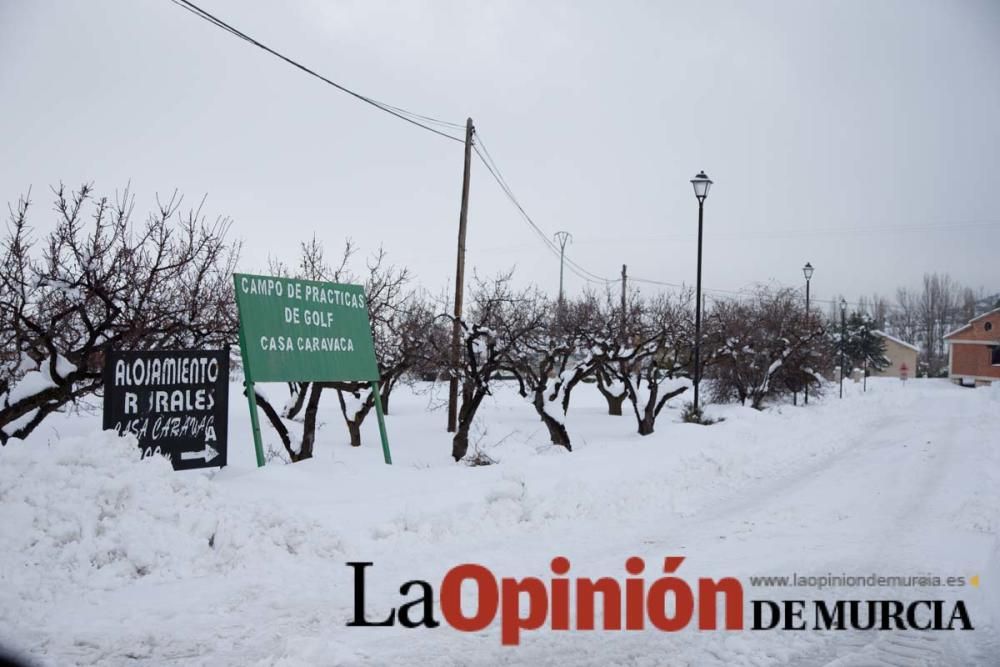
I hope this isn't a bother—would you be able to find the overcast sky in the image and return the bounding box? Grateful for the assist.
[2,0,998,309]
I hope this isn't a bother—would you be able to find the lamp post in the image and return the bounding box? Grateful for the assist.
[803,262,814,405]
[690,171,712,415]
[839,297,847,399]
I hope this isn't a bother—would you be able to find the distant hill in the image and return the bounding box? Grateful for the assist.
[977,293,1000,315]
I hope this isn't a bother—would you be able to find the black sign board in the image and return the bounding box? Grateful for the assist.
[103,350,229,470]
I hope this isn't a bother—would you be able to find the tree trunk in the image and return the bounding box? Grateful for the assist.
[452,387,485,461]
[558,365,593,414]
[605,393,625,416]
[0,395,67,444]
[462,380,474,405]
[284,382,310,419]
[247,386,293,459]
[637,414,655,436]
[336,387,373,448]
[451,427,470,462]
[637,384,658,436]
[632,380,685,436]
[297,383,324,460]
[533,390,572,450]
[0,372,99,444]
[596,368,626,416]
[346,419,362,448]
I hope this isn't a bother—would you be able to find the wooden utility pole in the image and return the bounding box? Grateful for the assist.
[447,118,474,433]
[620,264,628,342]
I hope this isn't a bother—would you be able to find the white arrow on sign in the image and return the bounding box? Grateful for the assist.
[180,444,220,463]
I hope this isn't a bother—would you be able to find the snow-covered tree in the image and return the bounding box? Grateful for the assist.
[254,240,423,459]
[707,288,826,409]
[839,312,889,387]
[610,293,693,435]
[253,236,354,461]
[335,284,433,448]
[507,293,603,450]
[0,185,239,444]
[588,286,644,416]
[432,274,547,462]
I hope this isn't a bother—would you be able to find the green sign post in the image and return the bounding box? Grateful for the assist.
[233,273,392,466]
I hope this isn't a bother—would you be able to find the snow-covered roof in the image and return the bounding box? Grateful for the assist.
[968,306,1000,323]
[943,306,1000,339]
[943,324,972,339]
[872,330,920,352]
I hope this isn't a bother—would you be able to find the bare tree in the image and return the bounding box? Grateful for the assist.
[959,287,978,323]
[0,185,239,443]
[859,293,890,330]
[889,287,920,349]
[706,287,827,409]
[594,365,629,416]
[253,240,424,459]
[333,263,432,448]
[506,293,602,450]
[918,273,960,376]
[247,236,355,461]
[614,293,693,435]
[431,274,547,462]
[589,286,643,416]
[266,233,355,420]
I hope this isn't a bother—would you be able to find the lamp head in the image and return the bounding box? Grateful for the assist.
[691,171,712,202]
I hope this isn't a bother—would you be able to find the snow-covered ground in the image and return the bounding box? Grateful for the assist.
[1,377,998,665]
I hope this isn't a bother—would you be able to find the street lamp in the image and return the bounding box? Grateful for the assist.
[690,170,712,415]
[839,297,847,399]
[803,262,814,405]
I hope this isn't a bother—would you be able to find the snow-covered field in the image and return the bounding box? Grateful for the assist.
[1,377,998,666]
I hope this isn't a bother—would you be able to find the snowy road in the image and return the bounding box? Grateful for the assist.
[1,378,997,665]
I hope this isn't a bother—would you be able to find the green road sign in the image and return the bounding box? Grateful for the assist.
[233,273,391,466]
[234,273,379,382]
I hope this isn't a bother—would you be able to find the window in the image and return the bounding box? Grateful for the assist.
[992,346,1000,366]
[986,321,994,332]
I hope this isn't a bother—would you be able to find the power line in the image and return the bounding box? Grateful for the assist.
[167,1,960,317]
[623,273,889,314]
[471,137,561,255]
[630,276,745,296]
[472,131,617,285]
[169,0,465,143]
[165,2,972,323]
[564,220,1000,246]
[169,2,618,287]
[468,144,912,312]
[474,134,830,304]
[471,132,907,308]
[464,155,948,313]
[475,149,611,285]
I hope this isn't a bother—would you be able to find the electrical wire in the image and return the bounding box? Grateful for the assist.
[473,134,867,308]
[165,1,962,318]
[472,131,618,285]
[473,131,883,309]
[168,2,619,287]
[473,137,913,313]
[469,143,940,313]
[169,0,465,143]
[563,219,1000,245]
